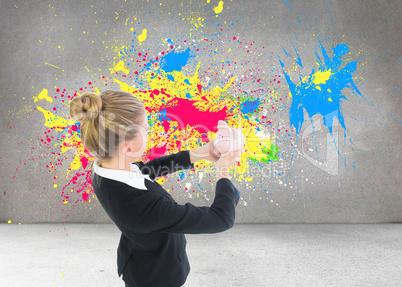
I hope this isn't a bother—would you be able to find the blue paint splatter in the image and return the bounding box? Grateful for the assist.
[160,48,191,72]
[240,99,260,114]
[279,41,364,135]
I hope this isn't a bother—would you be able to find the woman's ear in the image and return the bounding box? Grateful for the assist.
[123,140,142,157]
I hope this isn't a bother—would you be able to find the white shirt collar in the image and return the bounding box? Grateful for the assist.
[92,158,154,190]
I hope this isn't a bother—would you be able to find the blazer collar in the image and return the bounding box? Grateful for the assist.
[92,158,154,190]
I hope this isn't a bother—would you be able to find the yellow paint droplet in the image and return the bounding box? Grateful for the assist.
[246,177,253,181]
[197,193,199,198]
[83,31,86,34]
[63,200,68,204]
[222,69,225,73]
[328,98,332,102]
[130,27,134,32]
[138,29,147,44]
[8,220,12,224]
[54,184,57,188]
[228,48,231,52]
[214,1,224,14]
[207,0,210,3]
[62,273,64,278]
[327,89,332,93]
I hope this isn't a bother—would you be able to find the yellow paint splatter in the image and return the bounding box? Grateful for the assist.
[138,29,147,44]
[110,60,130,74]
[8,220,12,224]
[328,98,332,102]
[311,69,331,85]
[54,184,57,188]
[36,107,72,130]
[245,177,253,181]
[33,88,53,103]
[214,1,224,14]
[156,177,165,184]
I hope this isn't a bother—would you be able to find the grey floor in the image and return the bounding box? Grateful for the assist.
[0,224,401,287]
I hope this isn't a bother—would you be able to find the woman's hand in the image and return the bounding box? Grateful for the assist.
[203,141,221,163]
[216,149,244,167]
[189,141,221,164]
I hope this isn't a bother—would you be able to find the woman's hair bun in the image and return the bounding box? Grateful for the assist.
[69,92,102,122]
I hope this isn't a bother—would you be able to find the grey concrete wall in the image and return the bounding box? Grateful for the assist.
[1,0,401,223]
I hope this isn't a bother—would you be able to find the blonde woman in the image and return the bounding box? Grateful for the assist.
[69,90,242,287]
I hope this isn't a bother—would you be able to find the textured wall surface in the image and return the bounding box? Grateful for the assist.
[1,0,401,223]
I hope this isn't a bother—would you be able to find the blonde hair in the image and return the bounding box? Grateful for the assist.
[69,90,145,165]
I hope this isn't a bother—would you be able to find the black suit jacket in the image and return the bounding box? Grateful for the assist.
[91,150,240,287]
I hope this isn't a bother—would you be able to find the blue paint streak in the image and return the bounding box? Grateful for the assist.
[160,48,191,72]
[291,40,303,68]
[281,46,291,57]
[281,42,303,68]
[373,57,379,62]
[279,41,364,135]
[387,113,402,125]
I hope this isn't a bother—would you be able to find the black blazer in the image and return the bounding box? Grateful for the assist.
[91,150,240,287]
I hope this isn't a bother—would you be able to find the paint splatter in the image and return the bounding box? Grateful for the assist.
[280,42,362,135]
[214,1,224,14]
[138,29,147,44]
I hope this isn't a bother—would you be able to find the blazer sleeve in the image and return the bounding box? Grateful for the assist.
[118,178,240,234]
[135,150,195,181]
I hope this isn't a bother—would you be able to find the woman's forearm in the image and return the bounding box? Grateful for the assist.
[189,144,209,164]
